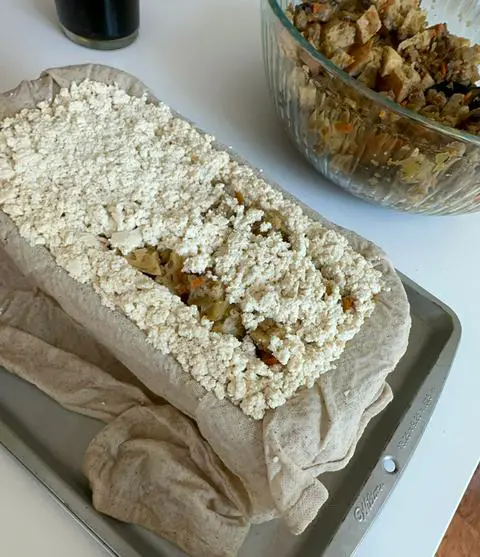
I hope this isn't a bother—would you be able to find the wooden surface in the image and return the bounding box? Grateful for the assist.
[435,465,480,557]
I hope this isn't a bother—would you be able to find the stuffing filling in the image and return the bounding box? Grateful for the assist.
[288,0,480,131]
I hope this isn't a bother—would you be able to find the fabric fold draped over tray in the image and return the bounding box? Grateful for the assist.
[0,248,249,557]
[0,64,411,556]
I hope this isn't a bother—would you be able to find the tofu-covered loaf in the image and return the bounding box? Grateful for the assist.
[0,80,383,419]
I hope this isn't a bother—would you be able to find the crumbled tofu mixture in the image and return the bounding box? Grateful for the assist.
[288,0,480,133]
[0,80,383,418]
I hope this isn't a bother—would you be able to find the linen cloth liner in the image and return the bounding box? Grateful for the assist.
[0,65,411,557]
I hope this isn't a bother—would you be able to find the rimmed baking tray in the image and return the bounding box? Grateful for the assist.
[0,273,460,557]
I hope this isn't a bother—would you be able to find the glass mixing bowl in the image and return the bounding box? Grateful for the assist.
[261,0,480,214]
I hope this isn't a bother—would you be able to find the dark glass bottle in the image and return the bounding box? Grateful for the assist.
[54,0,140,50]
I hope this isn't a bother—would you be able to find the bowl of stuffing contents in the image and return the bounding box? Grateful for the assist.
[261,0,480,214]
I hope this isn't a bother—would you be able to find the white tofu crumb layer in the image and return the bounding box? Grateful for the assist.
[0,80,383,419]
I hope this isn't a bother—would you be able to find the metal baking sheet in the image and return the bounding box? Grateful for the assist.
[0,273,460,557]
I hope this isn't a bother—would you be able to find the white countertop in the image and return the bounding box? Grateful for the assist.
[0,0,479,555]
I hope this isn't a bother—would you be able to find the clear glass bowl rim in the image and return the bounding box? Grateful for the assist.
[266,0,480,147]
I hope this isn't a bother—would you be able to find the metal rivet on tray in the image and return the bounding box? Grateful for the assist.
[382,456,398,474]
